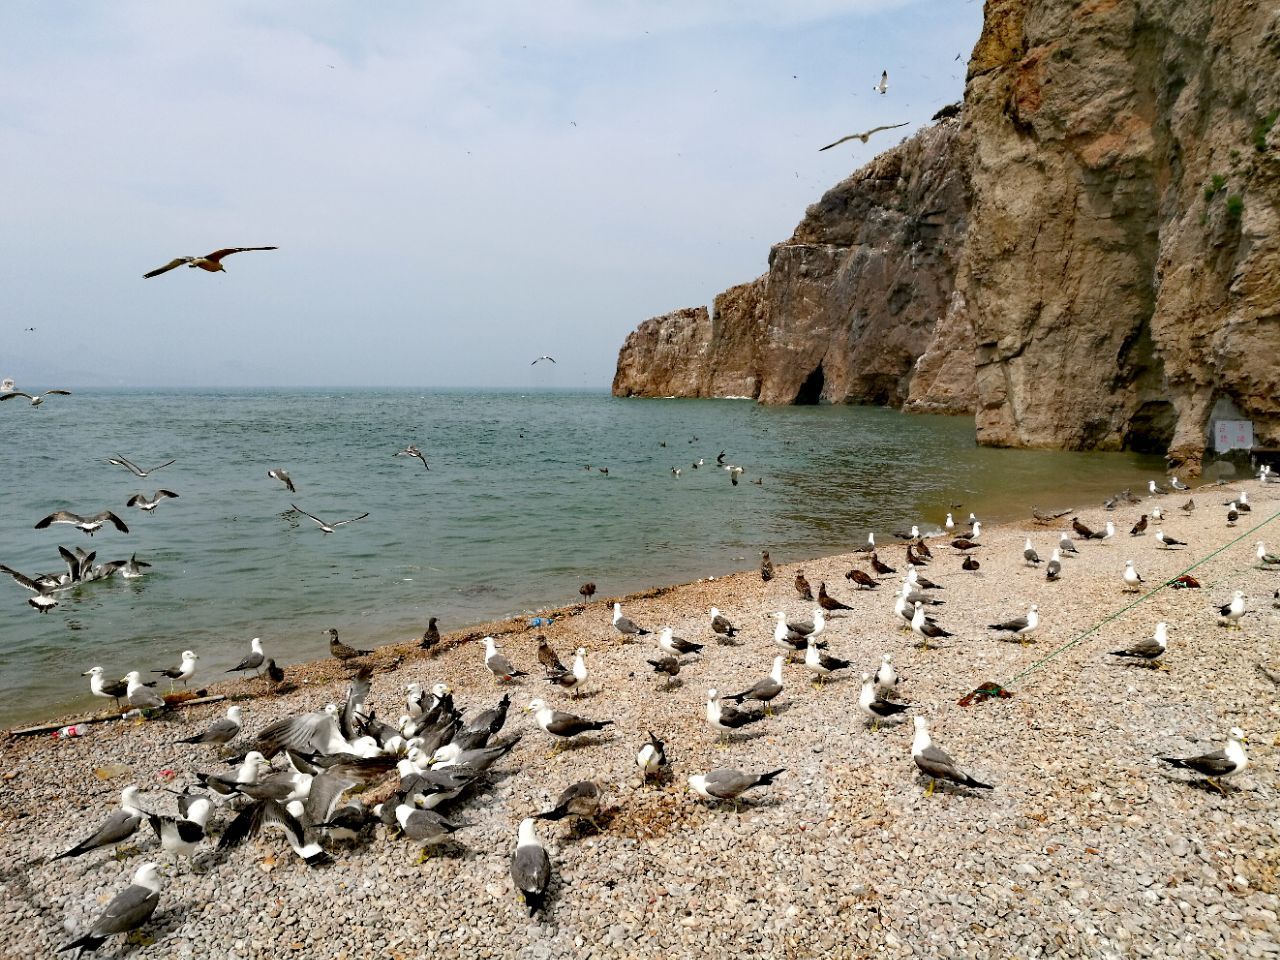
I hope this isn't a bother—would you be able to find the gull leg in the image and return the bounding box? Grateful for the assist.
[415,846,434,864]
[925,779,936,797]
[871,718,880,733]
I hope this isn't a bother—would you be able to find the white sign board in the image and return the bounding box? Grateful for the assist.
[1214,420,1253,452]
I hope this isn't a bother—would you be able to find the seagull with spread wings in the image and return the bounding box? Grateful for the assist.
[292,504,369,534]
[0,388,71,407]
[103,454,176,478]
[819,122,908,151]
[142,246,278,278]
[531,355,557,365]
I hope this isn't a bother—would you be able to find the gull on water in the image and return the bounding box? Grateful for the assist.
[142,246,277,278]
[58,862,163,956]
[912,717,993,795]
[1109,622,1168,668]
[1159,727,1248,794]
[292,504,369,534]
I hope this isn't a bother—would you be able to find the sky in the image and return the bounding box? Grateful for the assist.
[0,1,983,388]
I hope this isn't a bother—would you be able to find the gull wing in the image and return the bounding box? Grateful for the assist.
[205,246,279,262]
[331,513,369,527]
[143,257,193,279]
[291,504,327,526]
[0,391,35,401]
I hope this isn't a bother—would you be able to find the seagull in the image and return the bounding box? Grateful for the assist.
[394,445,429,469]
[1058,533,1079,555]
[1109,622,1168,668]
[1170,476,1188,491]
[893,525,921,541]
[151,650,197,689]
[1023,538,1041,565]
[103,455,176,478]
[35,510,129,536]
[646,653,681,689]
[671,467,682,478]
[1218,591,1245,628]
[58,862,164,956]
[527,699,613,749]
[794,571,814,600]
[636,731,668,778]
[127,489,179,513]
[911,602,953,647]
[817,582,853,613]
[1130,515,1148,536]
[612,602,651,638]
[772,609,825,655]
[531,356,557,365]
[0,563,61,612]
[0,388,71,407]
[1226,502,1239,526]
[579,582,596,601]
[545,647,587,696]
[658,626,704,658]
[267,468,296,492]
[950,537,979,553]
[987,604,1039,643]
[1257,542,1280,567]
[176,705,243,745]
[803,638,852,686]
[706,688,767,743]
[327,627,370,661]
[1236,491,1252,513]
[82,666,151,708]
[535,781,602,830]
[912,717,993,794]
[118,553,151,579]
[1045,548,1062,581]
[961,555,980,571]
[142,246,278,278]
[537,637,566,674]
[874,69,888,94]
[819,122,911,151]
[854,532,875,553]
[393,804,466,855]
[1181,498,1196,513]
[709,607,739,640]
[227,637,266,677]
[726,656,785,714]
[870,553,895,575]
[858,673,910,730]
[482,636,527,683]
[1155,529,1186,549]
[689,768,784,805]
[51,786,148,861]
[148,796,211,860]
[1149,480,1168,496]
[944,513,954,533]
[1159,728,1248,794]
[292,504,369,533]
[1072,517,1104,540]
[1122,560,1145,592]
[844,568,878,590]
[760,550,775,582]
[511,818,552,915]
[124,671,167,711]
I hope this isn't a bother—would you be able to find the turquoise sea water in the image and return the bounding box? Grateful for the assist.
[0,388,1166,726]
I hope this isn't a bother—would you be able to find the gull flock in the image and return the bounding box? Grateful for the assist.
[16,465,1273,954]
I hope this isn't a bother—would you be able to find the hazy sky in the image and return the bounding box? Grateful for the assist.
[0,1,982,388]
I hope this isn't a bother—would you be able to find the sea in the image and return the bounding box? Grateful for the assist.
[0,388,1168,727]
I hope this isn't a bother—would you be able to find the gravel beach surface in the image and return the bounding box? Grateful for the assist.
[2,480,1277,959]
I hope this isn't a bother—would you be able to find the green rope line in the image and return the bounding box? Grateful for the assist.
[1002,506,1280,691]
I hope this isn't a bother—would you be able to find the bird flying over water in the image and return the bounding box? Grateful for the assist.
[103,454,176,477]
[35,510,129,536]
[292,504,369,534]
[142,246,277,278]
[0,388,70,408]
[818,122,908,151]
[394,445,429,469]
[127,489,179,513]
[267,468,296,492]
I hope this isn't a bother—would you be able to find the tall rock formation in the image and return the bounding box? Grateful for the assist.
[614,0,1279,472]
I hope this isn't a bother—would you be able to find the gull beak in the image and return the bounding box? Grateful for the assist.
[81,670,92,676]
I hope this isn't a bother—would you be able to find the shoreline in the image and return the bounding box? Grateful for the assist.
[3,479,1277,957]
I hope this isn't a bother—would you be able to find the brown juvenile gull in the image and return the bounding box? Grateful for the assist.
[0,388,71,408]
[794,570,814,600]
[35,509,129,536]
[58,861,164,956]
[537,636,566,674]
[103,454,176,478]
[535,780,602,830]
[420,617,441,651]
[818,122,908,151]
[710,606,739,639]
[845,568,878,589]
[267,467,296,492]
[292,503,369,534]
[760,550,774,582]
[327,627,370,661]
[127,489,179,513]
[579,581,596,601]
[142,246,277,278]
[647,653,680,689]
[817,582,853,612]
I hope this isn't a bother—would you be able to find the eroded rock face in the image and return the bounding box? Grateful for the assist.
[613,0,1279,472]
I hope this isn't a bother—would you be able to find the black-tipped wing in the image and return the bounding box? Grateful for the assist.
[291,504,327,526]
[331,513,369,527]
[52,810,141,860]
[302,772,359,827]
[988,616,1029,632]
[89,882,160,939]
[143,257,194,278]
[512,844,551,897]
[205,246,279,262]
[1162,748,1235,777]
[544,710,609,737]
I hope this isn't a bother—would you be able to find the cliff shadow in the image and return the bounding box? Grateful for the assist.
[794,364,825,405]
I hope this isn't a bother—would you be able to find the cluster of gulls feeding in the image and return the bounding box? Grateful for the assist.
[43,468,1273,953]
[660,447,762,486]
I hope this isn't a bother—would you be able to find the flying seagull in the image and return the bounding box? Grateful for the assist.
[35,510,129,536]
[819,122,910,151]
[394,445,429,469]
[511,818,552,915]
[103,455,176,478]
[1109,622,1168,668]
[292,504,369,534]
[0,563,61,612]
[227,637,266,677]
[267,468,296,492]
[531,356,557,365]
[0,388,71,408]
[51,786,148,861]
[142,246,278,278]
[127,489,179,513]
[911,717,993,794]
[58,862,164,956]
[1159,727,1248,794]
[688,768,784,805]
[874,69,888,94]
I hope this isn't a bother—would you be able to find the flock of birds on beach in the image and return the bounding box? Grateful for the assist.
[30,454,1276,954]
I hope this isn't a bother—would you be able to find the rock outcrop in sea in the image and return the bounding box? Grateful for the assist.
[613,0,1280,473]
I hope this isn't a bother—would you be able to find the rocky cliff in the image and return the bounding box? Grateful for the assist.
[613,0,1279,472]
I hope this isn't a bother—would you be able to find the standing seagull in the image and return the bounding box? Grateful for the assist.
[0,388,71,408]
[1122,560,1145,592]
[292,504,369,534]
[545,647,588,696]
[858,673,910,730]
[142,246,278,278]
[1045,548,1062,581]
[1023,539,1042,566]
[394,445,430,469]
[51,786,148,861]
[227,637,266,677]
[127,489,179,513]
[1159,728,1248,794]
[706,688,767,744]
[124,671,167,711]
[58,862,164,956]
[536,781,603,831]
[1109,622,1168,668]
[709,607,739,640]
[658,626,704,658]
[526,699,613,751]
[911,717,992,795]
[1218,591,1245,628]
[176,705,243,746]
[911,602,953,648]
[327,627,370,661]
[35,510,129,536]
[689,768,784,805]
[760,550,774,582]
[1226,502,1239,526]
[636,731,669,779]
[726,657,785,715]
[148,796,211,860]
[874,69,889,94]
[794,570,814,600]
[987,605,1039,644]
[1155,529,1187,549]
[104,455,176,478]
[150,650,197,690]
[511,819,552,915]
[803,639,852,686]
[612,602,650,638]
[483,636,527,683]
[537,637,566,675]
[267,468,296,493]
[818,122,908,151]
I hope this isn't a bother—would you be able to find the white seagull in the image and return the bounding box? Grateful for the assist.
[531,356,557,365]
[292,504,369,534]
[104,455,176,478]
[1218,591,1245,628]
[0,388,71,407]
[874,69,888,94]
[818,122,908,151]
[1122,560,1145,592]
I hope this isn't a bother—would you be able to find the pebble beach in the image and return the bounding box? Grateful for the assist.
[2,479,1277,959]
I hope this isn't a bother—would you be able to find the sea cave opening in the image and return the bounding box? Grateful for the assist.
[794,365,825,405]
[1124,400,1176,454]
